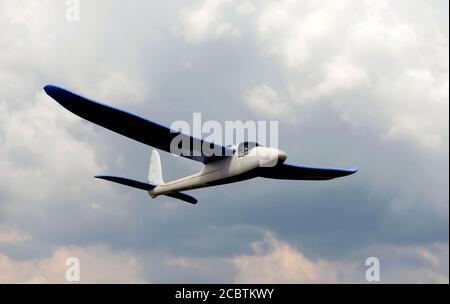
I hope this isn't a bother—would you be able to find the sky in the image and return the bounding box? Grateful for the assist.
[0,0,448,283]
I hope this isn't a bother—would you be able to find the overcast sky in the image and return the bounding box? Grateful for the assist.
[0,0,448,283]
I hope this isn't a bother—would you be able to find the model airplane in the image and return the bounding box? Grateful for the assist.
[44,85,357,204]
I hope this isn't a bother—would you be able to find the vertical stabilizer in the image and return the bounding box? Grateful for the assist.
[148,149,164,185]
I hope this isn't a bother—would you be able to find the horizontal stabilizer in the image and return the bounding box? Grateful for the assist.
[95,175,156,191]
[165,192,198,204]
[95,175,197,204]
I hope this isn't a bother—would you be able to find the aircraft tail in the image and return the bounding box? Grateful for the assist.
[94,149,197,204]
[148,149,164,185]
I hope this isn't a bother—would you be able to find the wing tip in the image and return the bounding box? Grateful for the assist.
[189,198,198,205]
[347,167,359,174]
[337,167,358,178]
[44,84,74,107]
[43,84,61,96]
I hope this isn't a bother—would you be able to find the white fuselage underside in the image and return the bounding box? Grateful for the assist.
[150,147,286,197]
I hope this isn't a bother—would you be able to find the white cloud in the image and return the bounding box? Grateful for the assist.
[0,229,30,244]
[0,91,105,203]
[0,0,154,207]
[0,0,149,106]
[294,60,369,104]
[361,242,449,284]
[232,232,448,284]
[96,71,149,106]
[254,0,448,151]
[0,245,146,283]
[257,0,340,68]
[233,232,355,283]
[178,0,240,43]
[379,68,449,151]
[177,0,448,151]
[348,0,419,56]
[244,84,293,121]
[0,231,445,284]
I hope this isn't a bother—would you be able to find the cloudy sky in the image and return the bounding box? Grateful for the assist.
[0,0,448,283]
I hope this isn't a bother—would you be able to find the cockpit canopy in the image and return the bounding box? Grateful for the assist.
[237,141,261,157]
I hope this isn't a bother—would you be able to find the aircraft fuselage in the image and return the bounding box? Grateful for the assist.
[150,147,287,197]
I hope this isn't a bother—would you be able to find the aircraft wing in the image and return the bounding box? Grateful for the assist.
[44,85,233,164]
[258,163,358,180]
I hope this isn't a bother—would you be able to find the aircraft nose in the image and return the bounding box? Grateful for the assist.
[278,150,287,162]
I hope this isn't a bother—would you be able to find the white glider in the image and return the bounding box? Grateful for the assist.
[44,85,357,204]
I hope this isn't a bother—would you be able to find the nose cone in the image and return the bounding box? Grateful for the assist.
[278,150,287,163]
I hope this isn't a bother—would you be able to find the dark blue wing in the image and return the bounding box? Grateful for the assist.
[44,85,233,164]
[258,163,358,180]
